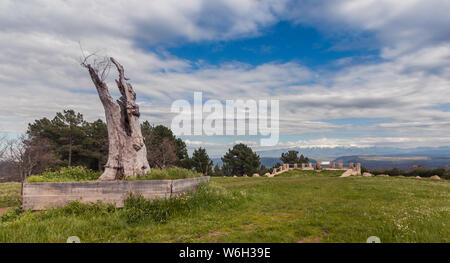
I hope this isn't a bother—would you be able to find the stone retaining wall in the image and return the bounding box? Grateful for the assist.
[22,176,210,210]
[270,162,361,177]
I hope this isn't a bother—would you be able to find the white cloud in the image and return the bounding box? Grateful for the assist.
[285,1,450,53]
[1,0,450,153]
[0,0,287,43]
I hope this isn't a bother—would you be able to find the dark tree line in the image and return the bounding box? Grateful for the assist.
[26,110,108,171]
[22,110,195,174]
[0,109,313,180]
[141,121,190,169]
[0,109,222,180]
[280,150,309,164]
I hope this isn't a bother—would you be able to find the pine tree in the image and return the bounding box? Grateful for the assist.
[281,150,299,164]
[141,122,189,168]
[28,110,86,167]
[213,164,224,177]
[191,147,213,175]
[222,143,260,176]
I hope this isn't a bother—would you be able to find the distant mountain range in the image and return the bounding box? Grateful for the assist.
[255,146,450,159]
[213,146,450,170]
[333,155,450,170]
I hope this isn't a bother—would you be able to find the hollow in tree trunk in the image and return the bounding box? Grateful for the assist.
[84,57,150,181]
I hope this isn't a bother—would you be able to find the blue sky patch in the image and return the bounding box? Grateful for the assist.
[165,21,380,69]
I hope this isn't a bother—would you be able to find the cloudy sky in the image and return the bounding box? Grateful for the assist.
[1,0,450,156]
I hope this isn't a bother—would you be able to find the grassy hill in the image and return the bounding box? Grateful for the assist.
[0,170,449,243]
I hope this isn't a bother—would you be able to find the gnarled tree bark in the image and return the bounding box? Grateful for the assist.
[84,57,150,181]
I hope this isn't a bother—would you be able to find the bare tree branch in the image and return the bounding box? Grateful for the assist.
[79,44,112,81]
[0,135,7,160]
[4,135,57,181]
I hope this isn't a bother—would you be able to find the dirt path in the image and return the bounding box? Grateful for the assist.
[0,207,10,216]
[297,232,328,243]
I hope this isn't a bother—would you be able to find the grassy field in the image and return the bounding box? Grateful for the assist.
[25,166,202,182]
[0,170,449,243]
[0,182,21,208]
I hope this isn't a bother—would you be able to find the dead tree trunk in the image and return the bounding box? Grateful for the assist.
[84,57,150,181]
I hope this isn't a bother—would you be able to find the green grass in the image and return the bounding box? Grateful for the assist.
[0,183,21,207]
[1,170,449,243]
[276,169,344,177]
[127,167,203,180]
[25,166,202,182]
[26,166,101,182]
